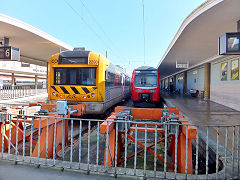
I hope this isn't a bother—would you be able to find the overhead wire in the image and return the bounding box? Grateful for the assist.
[141,0,146,65]
[63,1,112,56]
[64,0,126,63]
[79,0,127,61]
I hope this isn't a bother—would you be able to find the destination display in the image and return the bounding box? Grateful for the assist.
[0,46,20,61]
[176,61,189,68]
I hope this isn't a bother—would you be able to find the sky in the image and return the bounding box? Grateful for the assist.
[1,0,206,75]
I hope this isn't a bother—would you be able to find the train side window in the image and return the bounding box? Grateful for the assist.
[106,72,115,86]
[105,71,108,81]
[105,72,111,86]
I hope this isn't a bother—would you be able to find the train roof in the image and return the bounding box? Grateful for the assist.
[59,48,91,58]
[135,66,157,71]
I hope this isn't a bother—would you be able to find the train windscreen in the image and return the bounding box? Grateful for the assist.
[134,70,158,87]
[54,67,96,86]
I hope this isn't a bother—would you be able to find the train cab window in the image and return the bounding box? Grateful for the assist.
[80,68,96,86]
[55,68,67,85]
[135,71,158,87]
[54,67,96,86]
[69,69,77,85]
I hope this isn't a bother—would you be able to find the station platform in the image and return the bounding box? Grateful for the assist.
[161,90,240,165]
[0,160,131,180]
[161,91,240,126]
[0,93,48,107]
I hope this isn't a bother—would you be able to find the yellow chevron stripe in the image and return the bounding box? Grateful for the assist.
[55,86,64,94]
[65,86,73,94]
[89,87,96,93]
[75,86,86,94]
[67,87,75,94]
[86,87,92,93]
[53,86,98,95]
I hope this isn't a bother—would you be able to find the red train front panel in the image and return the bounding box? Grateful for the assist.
[131,68,160,103]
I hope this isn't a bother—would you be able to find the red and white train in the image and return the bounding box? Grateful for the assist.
[131,66,160,105]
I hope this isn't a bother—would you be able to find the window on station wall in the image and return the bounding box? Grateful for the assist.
[177,76,183,83]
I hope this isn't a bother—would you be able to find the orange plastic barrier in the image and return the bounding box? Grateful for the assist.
[101,106,197,174]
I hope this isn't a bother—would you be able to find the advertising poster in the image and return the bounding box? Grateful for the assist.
[231,59,239,80]
[221,62,228,81]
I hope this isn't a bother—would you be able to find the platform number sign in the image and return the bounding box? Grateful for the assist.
[0,47,11,59]
[0,46,20,61]
[5,48,10,58]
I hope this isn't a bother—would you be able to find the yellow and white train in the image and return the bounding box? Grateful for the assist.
[48,48,131,114]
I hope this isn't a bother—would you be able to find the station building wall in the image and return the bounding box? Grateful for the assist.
[210,56,240,111]
[160,80,165,89]
[165,78,169,89]
[187,66,204,93]
[176,73,184,94]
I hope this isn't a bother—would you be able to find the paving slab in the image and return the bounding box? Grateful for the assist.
[161,90,240,159]
[0,160,133,180]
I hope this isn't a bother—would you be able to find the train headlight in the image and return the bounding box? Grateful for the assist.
[52,92,56,96]
[135,89,142,92]
[149,89,156,93]
[91,93,95,98]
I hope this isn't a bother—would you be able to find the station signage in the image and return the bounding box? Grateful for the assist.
[176,61,189,69]
[0,46,20,61]
[219,32,240,55]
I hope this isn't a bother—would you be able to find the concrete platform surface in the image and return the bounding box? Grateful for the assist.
[161,91,240,158]
[161,91,240,126]
[0,160,132,180]
[0,93,48,106]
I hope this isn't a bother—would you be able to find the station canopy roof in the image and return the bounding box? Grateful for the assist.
[157,0,240,78]
[0,14,73,67]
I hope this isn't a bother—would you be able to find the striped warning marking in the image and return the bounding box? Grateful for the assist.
[51,86,59,93]
[51,86,97,95]
[70,87,80,94]
[60,86,70,94]
[81,87,90,94]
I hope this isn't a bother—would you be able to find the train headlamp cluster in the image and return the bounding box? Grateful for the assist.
[52,92,95,99]
[149,89,156,93]
[135,89,142,92]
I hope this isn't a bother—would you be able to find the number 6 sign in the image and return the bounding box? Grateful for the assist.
[5,48,10,58]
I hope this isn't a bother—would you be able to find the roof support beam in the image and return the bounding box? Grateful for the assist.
[237,20,240,32]
[4,37,9,46]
